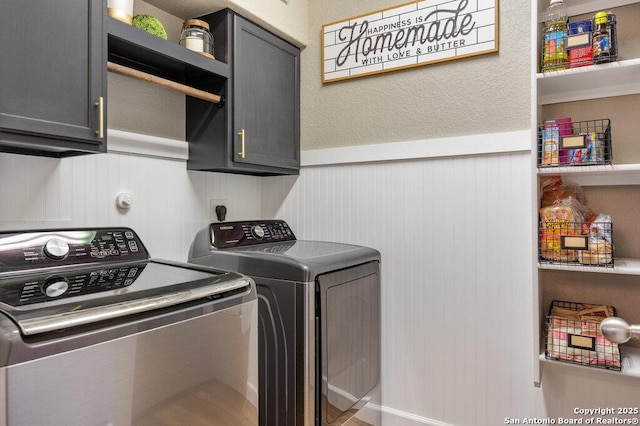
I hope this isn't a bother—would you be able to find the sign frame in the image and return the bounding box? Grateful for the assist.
[322,0,499,83]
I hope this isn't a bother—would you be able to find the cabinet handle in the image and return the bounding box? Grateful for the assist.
[237,129,246,158]
[95,96,104,138]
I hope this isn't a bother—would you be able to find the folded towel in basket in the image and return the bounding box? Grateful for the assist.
[546,303,621,369]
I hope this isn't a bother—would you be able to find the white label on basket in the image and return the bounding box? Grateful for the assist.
[568,33,591,48]
[569,334,595,350]
[561,236,588,250]
[561,135,587,149]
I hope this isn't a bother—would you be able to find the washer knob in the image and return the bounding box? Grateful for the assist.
[44,238,70,260]
[251,225,265,240]
[43,278,69,298]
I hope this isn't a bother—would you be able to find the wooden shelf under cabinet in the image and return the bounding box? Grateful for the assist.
[107,17,229,89]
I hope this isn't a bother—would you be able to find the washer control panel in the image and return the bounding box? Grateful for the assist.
[0,228,149,271]
[211,220,296,249]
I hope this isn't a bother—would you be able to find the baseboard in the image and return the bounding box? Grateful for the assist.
[379,405,456,426]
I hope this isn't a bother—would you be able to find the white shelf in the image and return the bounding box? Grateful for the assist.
[539,258,640,275]
[540,346,640,378]
[537,0,640,24]
[533,0,640,385]
[537,59,640,104]
[538,163,640,185]
[565,0,640,17]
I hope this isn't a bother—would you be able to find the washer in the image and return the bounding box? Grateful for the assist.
[189,220,381,426]
[0,227,258,426]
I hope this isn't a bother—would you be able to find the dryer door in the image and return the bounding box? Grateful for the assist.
[317,261,380,425]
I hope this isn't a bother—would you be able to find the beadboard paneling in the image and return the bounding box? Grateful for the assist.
[0,152,262,261]
[7,142,639,425]
[263,151,536,425]
[0,154,71,223]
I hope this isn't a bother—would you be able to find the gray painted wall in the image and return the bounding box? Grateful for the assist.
[301,0,531,150]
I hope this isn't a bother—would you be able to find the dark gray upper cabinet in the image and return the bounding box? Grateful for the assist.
[187,10,300,175]
[0,0,107,157]
[232,15,300,172]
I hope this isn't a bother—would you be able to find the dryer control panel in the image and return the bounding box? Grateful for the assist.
[210,220,296,249]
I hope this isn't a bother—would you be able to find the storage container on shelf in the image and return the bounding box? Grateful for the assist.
[542,0,568,72]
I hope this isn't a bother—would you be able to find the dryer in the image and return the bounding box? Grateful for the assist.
[189,220,381,426]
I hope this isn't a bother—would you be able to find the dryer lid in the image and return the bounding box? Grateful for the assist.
[189,221,380,281]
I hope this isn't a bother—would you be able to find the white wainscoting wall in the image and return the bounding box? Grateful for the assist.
[5,129,637,424]
[0,136,263,261]
[1,129,542,425]
[262,132,536,425]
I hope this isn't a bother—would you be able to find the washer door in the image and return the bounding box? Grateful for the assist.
[317,261,380,425]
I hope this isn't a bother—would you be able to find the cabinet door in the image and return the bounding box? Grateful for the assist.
[0,0,106,155]
[232,16,300,171]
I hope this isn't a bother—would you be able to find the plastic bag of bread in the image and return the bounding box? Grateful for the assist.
[588,213,613,243]
[539,198,587,262]
[540,177,586,208]
[579,238,613,264]
[579,214,614,265]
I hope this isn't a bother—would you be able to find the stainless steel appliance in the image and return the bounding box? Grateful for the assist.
[0,227,258,426]
[189,220,381,426]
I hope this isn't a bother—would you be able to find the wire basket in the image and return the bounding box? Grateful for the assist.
[538,119,612,167]
[539,220,614,267]
[594,13,618,65]
[545,300,621,371]
[541,13,617,72]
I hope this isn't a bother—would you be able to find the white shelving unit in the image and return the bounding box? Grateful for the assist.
[540,346,640,378]
[538,164,640,185]
[533,0,640,383]
[537,58,640,104]
[540,258,640,275]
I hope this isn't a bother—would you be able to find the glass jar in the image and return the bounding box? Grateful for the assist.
[107,0,134,25]
[592,11,611,63]
[180,19,214,58]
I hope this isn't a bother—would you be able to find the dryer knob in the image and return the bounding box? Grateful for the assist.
[251,225,265,240]
[44,238,70,260]
[43,278,69,298]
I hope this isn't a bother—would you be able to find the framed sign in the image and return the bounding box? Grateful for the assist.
[322,0,499,83]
